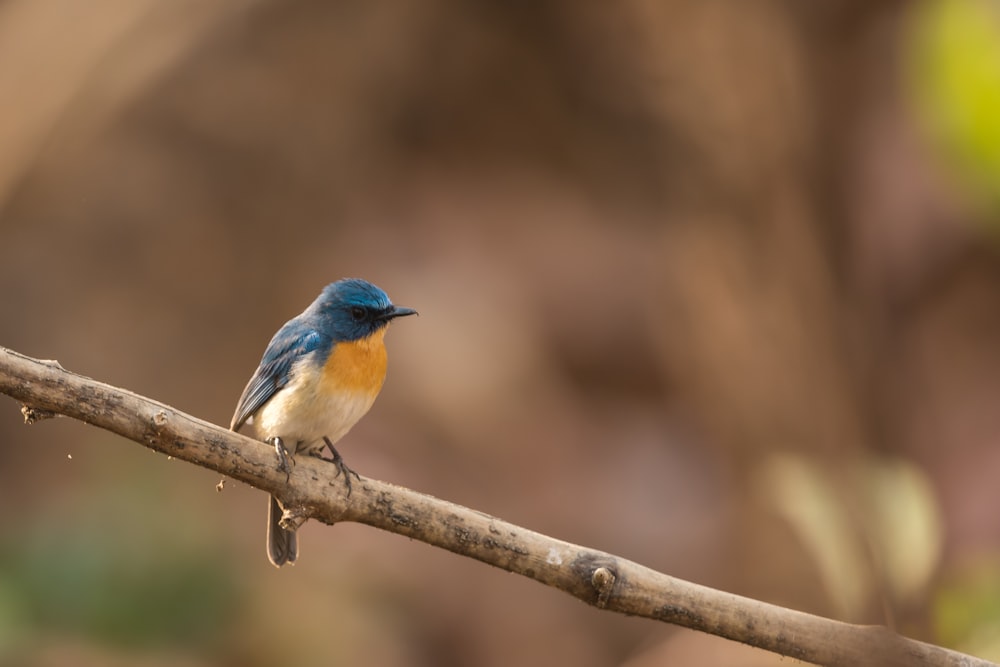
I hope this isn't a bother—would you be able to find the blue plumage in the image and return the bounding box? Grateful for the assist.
[229,325,327,431]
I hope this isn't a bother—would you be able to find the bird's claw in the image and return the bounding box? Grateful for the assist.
[322,436,360,497]
[268,436,292,481]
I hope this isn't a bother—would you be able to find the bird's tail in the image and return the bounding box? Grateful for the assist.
[267,495,297,567]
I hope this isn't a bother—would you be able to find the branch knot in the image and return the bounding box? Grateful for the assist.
[592,566,616,608]
[21,404,57,424]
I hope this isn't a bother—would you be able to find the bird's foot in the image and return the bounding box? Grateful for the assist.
[268,436,292,481]
[322,436,361,497]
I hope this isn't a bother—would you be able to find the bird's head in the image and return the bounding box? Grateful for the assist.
[308,278,417,341]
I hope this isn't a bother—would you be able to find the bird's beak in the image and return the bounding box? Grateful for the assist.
[382,305,418,321]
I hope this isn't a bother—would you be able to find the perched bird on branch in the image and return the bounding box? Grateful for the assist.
[230,278,416,567]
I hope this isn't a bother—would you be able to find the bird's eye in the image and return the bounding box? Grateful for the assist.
[350,306,367,321]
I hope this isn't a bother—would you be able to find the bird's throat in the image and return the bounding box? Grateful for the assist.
[321,329,388,396]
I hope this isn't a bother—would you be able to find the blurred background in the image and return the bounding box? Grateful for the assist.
[2,0,1000,665]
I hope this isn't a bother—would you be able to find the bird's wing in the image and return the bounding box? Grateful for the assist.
[229,323,326,431]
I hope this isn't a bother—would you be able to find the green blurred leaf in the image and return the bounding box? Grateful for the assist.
[935,558,1000,660]
[909,0,1000,210]
[0,484,243,655]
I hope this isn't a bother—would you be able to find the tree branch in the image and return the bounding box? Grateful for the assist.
[0,346,990,667]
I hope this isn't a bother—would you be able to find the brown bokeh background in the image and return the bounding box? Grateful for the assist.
[2,1,1000,665]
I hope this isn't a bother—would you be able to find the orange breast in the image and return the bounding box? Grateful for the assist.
[320,329,388,397]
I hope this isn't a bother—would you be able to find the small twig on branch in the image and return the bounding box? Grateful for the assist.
[0,346,991,667]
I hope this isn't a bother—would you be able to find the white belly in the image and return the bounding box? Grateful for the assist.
[252,356,378,454]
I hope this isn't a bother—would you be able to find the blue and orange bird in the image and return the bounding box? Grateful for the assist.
[230,278,416,567]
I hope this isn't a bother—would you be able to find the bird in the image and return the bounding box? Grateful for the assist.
[230,278,416,567]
